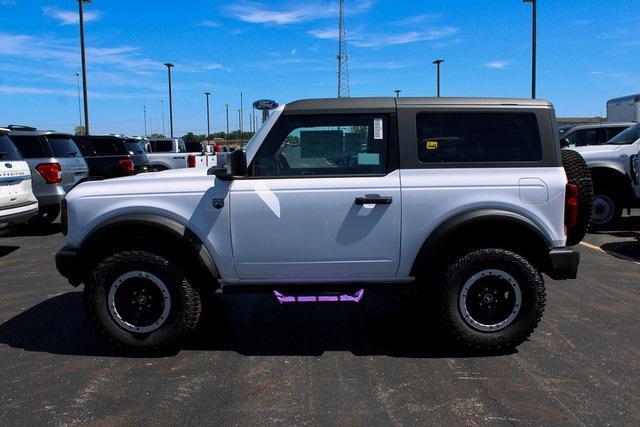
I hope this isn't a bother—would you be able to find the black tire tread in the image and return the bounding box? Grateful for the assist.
[561,149,593,245]
[84,250,201,352]
[440,248,546,353]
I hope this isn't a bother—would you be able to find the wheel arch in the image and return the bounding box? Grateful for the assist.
[80,213,219,286]
[410,209,554,278]
[589,166,634,200]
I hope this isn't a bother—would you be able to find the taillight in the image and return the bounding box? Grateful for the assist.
[36,162,62,184]
[60,198,68,236]
[187,155,196,168]
[565,183,579,230]
[119,158,134,174]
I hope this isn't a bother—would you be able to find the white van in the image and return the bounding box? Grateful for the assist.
[0,127,38,230]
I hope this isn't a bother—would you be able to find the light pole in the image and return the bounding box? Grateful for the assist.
[160,99,165,136]
[204,91,211,141]
[394,89,401,98]
[77,0,91,134]
[225,104,230,138]
[164,63,174,137]
[143,103,147,136]
[75,72,82,129]
[523,0,537,99]
[433,59,444,97]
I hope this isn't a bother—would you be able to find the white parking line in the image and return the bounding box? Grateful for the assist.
[579,241,640,265]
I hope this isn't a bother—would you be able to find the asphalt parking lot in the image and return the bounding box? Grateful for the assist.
[1,214,639,426]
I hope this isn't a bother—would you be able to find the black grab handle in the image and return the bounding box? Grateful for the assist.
[355,196,393,205]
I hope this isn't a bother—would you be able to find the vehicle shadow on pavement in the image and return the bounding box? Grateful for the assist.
[0,246,19,258]
[0,292,513,359]
[4,223,62,238]
[601,232,640,262]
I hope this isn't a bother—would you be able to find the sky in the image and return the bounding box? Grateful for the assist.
[0,0,639,136]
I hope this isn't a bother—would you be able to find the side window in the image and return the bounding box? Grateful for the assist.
[7,135,49,158]
[416,112,542,163]
[566,129,599,147]
[178,139,186,153]
[605,126,626,141]
[252,115,388,177]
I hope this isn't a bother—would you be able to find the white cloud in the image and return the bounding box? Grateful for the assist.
[0,84,160,100]
[390,14,442,26]
[198,20,222,28]
[42,6,102,26]
[1,0,17,6]
[484,60,512,69]
[308,26,459,48]
[226,0,373,25]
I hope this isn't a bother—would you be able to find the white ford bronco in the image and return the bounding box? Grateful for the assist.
[56,97,585,353]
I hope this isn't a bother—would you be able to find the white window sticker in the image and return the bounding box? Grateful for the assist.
[374,118,383,140]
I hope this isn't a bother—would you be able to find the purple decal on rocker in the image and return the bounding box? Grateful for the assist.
[273,289,365,304]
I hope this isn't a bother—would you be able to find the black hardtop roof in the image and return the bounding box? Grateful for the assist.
[284,97,552,113]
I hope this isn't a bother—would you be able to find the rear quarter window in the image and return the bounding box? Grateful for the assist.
[7,135,50,158]
[46,136,82,158]
[0,135,23,161]
[416,112,543,163]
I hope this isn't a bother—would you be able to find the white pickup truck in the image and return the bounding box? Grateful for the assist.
[146,138,209,171]
[56,97,588,353]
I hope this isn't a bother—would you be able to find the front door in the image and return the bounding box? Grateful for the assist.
[230,113,401,281]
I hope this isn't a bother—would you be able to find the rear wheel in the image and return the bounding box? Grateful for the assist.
[591,190,622,228]
[561,149,593,245]
[439,249,545,353]
[84,250,202,352]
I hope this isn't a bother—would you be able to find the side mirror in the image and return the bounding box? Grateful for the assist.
[208,149,247,180]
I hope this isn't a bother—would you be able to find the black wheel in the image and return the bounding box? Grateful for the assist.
[561,149,593,245]
[591,188,622,228]
[84,250,202,352]
[439,249,546,353]
[28,205,60,225]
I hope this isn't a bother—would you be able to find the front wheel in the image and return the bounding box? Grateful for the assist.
[439,249,546,353]
[84,250,202,352]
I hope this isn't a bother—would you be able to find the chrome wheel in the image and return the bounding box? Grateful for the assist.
[591,194,615,225]
[459,269,522,332]
[108,271,171,333]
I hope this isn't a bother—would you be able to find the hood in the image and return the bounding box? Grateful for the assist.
[68,166,214,199]
[571,145,624,155]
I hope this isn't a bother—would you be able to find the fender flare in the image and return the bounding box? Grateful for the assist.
[82,213,219,279]
[410,208,552,276]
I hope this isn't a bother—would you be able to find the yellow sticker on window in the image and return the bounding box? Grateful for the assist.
[426,140,438,150]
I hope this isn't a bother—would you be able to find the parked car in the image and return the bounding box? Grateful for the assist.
[147,138,208,170]
[571,122,640,226]
[607,94,640,123]
[124,137,150,174]
[56,97,590,353]
[559,122,632,148]
[184,140,209,168]
[7,126,88,223]
[0,127,38,230]
[72,135,136,179]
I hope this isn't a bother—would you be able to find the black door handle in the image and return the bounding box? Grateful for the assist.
[355,195,393,205]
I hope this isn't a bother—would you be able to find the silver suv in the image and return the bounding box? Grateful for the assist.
[559,122,632,148]
[7,126,89,223]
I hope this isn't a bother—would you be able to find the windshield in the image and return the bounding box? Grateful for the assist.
[607,123,640,145]
[125,140,147,154]
[47,135,81,158]
[0,135,23,161]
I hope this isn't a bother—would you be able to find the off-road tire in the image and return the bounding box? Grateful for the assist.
[28,205,60,225]
[84,250,202,352]
[439,249,546,353]
[561,149,593,245]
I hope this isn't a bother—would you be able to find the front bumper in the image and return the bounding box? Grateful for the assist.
[55,245,84,287]
[547,248,580,280]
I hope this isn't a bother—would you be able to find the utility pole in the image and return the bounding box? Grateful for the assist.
[239,92,244,144]
[75,72,82,129]
[161,99,165,137]
[394,89,401,98]
[164,63,174,137]
[150,117,153,136]
[204,91,211,141]
[433,59,444,97]
[225,104,230,137]
[523,0,537,99]
[143,103,147,136]
[77,0,91,134]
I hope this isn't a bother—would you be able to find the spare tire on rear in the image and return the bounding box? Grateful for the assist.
[562,149,593,246]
